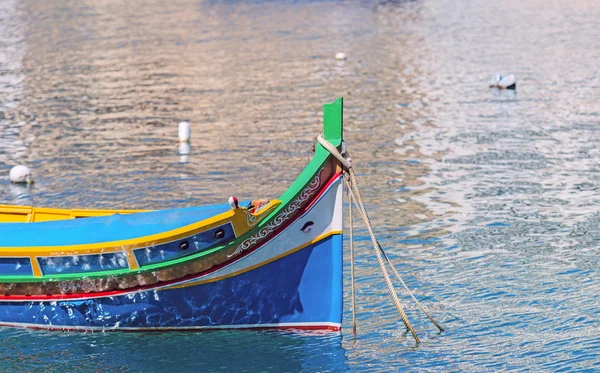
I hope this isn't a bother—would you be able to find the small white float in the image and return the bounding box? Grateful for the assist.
[497,74,516,90]
[178,121,191,142]
[9,165,33,184]
[489,73,502,87]
[489,73,516,90]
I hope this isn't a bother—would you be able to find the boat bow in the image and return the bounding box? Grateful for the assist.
[0,98,346,332]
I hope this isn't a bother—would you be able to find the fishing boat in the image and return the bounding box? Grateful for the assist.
[0,98,345,332]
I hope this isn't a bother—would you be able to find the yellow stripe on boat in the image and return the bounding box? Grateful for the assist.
[30,256,43,277]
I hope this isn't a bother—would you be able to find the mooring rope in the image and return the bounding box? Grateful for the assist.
[317,134,444,342]
[344,177,421,343]
[317,135,351,169]
[376,238,444,333]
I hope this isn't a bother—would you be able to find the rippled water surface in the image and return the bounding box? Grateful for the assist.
[1,0,600,371]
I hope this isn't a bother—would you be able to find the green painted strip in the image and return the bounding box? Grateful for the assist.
[274,97,343,205]
[324,97,343,147]
[0,241,235,282]
[0,98,344,284]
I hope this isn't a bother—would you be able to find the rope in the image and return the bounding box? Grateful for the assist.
[345,177,420,344]
[317,134,351,169]
[376,239,444,332]
[317,134,444,342]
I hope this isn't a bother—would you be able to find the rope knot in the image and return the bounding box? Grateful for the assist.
[317,134,352,170]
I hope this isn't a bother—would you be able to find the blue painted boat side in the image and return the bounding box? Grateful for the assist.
[0,202,248,247]
[0,234,343,330]
[133,222,236,267]
[0,258,33,276]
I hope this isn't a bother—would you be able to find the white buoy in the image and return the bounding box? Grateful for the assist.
[497,74,516,90]
[489,73,502,87]
[9,165,33,184]
[178,121,191,142]
[489,73,516,90]
[335,52,346,61]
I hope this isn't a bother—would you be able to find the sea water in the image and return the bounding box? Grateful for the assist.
[0,0,599,371]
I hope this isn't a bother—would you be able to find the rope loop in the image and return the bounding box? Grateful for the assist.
[317,134,352,170]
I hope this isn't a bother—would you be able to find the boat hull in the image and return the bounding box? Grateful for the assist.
[0,98,346,332]
[0,177,344,332]
[0,235,342,331]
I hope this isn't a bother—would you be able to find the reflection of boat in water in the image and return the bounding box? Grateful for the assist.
[0,98,345,332]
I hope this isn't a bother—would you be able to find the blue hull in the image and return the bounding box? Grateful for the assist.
[0,235,343,331]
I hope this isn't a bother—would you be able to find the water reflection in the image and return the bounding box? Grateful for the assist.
[1,328,346,372]
[7,183,34,204]
[178,142,191,163]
